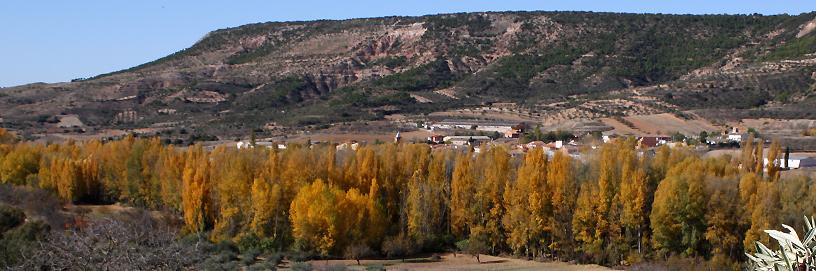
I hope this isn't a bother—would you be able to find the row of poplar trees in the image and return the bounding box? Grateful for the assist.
[0,131,813,267]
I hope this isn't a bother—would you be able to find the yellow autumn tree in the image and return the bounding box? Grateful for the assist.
[0,128,17,144]
[741,134,756,173]
[619,150,648,255]
[338,182,387,251]
[503,147,548,257]
[250,176,282,238]
[157,145,185,211]
[650,157,708,258]
[367,178,387,245]
[181,145,212,233]
[705,177,743,259]
[743,180,780,252]
[766,139,781,182]
[427,150,450,237]
[478,146,511,254]
[595,141,623,257]
[290,179,342,257]
[0,143,42,185]
[406,170,428,238]
[212,148,262,241]
[450,151,475,238]
[548,151,575,257]
[573,182,601,256]
[355,147,378,191]
[753,139,764,176]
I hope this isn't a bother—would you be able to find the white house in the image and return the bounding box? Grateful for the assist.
[764,156,816,169]
[442,135,492,146]
[237,141,279,149]
[727,134,744,142]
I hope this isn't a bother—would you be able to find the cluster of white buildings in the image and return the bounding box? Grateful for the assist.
[236,141,287,150]
[428,119,519,134]
[764,156,816,170]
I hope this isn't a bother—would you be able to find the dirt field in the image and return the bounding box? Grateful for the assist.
[625,113,720,135]
[737,119,816,137]
[600,118,641,135]
[428,109,537,123]
[600,113,721,136]
[286,253,611,271]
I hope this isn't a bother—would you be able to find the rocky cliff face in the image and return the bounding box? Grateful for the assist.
[2,11,815,137]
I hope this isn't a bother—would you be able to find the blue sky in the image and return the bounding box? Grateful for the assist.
[1,1,814,87]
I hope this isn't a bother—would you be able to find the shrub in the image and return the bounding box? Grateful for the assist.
[220,261,240,270]
[237,233,262,252]
[344,243,373,265]
[216,240,239,253]
[0,220,49,267]
[382,234,415,262]
[11,217,202,270]
[456,233,489,263]
[264,251,283,266]
[746,216,816,271]
[213,251,238,263]
[0,204,25,233]
[242,248,261,266]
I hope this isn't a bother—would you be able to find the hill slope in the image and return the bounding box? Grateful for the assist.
[2,11,816,138]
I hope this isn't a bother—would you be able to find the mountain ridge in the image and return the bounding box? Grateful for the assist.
[2,11,815,139]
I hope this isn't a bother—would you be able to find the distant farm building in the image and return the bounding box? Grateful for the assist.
[727,133,745,142]
[236,141,285,149]
[764,156,816,169]
[638,136,671,148]
[504,125,523,138]
[443,135,492,146]
[727,127,746,142]
[431,119,518,133]
[427,134,446,144]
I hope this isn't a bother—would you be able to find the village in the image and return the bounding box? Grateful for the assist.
[236,117,816,173]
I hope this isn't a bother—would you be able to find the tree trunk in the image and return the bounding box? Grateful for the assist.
[550,234,555,260]
[525,245,529,260]
[637,228,642,255]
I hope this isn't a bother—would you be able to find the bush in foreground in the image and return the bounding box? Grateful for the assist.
[746,216,816,271]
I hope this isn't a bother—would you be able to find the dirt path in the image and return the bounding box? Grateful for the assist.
[289,253,611,271]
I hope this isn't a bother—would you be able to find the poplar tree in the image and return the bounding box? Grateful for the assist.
[450,151,475,238]
[181,145,211,233]
[619,152,648,255]
[548,151,575,258]
[766,139,781,182]
[503,147,548,257]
